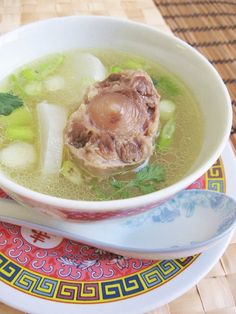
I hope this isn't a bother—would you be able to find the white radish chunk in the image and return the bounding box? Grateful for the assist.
[72,53,107,82]
[37,101,68,174]
[0,142,36,169]
[44,75,65,91]
[159,99,176,121]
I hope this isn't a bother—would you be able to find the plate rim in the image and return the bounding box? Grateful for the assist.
[0,232,232,314]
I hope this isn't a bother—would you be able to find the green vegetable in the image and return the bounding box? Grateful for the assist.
[0,106,32,127]
[61,160,82,185]
[5,126,34,141]
[8,54,65,99]
[93,165,165,200]
[9,75,27,99]
[20,68,38,82]
[110,60,144,74]
[36,54,65,79]
[158,117,176,150]
[111,66,122,73]
[91,181,109,200]
[0,106,34,143]
[157,76,180,97]
[0,93,23,116]
[122,60,143,70]
[10,69,38,98]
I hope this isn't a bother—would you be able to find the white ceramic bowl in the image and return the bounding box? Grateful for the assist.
[0,16,232,221]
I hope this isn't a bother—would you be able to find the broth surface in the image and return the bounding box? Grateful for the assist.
[0,49,204,200]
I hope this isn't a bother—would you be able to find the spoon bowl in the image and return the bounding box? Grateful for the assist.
[0,189,235,259]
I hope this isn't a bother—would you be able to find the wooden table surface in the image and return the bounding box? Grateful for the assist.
[0,1,236,314]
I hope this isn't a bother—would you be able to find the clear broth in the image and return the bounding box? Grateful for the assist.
[0,49,204,200]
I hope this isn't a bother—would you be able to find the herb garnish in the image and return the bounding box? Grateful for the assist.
[92,165,165,200]
[0,93,23,116]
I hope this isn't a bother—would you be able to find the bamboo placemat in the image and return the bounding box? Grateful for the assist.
[0,1,236,314]
[154,0,236,153]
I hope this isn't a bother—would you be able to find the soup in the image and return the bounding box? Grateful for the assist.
[0,49,204,200]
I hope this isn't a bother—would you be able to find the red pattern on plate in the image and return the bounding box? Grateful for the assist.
[0,173,206,281]
[0,222,153,281]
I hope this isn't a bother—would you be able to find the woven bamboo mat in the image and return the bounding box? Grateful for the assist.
[0,1,236,314]
[154,0,236,153]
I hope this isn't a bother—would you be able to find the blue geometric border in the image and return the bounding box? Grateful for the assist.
[0,252,198,303]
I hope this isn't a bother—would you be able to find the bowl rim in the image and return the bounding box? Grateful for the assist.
[0,15,232,211]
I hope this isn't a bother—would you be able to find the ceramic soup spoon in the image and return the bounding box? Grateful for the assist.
[0,189,235,259]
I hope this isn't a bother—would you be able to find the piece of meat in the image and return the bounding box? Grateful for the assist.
[64,70,160,175]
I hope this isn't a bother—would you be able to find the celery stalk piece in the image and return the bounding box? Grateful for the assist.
[8,74,27,99]
[157,76,180,97]
[0,107,33,127]
[111,66,122,73]
[122,60,143,70]
[158,118,176,150]
[5,126,34,141]
[8,54,65,99]
[37,101,68,174]
[20,68,38,81]
[111,60,144,73]
[37,54,65,79]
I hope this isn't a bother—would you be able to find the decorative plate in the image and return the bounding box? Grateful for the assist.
[0,143,235,314]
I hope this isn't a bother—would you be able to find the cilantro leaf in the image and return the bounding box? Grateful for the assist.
[135,165,165,183]
[138,184,156,194]
[91,165,165,200]
[91,181,109,200]
[111,178,125,189]
[0,93,23,116]
[118,190,130,199]
[107,165,165,200]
